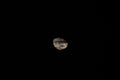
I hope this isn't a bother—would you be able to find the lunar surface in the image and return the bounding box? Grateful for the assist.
[53,37,68,50]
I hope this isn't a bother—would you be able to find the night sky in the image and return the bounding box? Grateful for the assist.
[3,1,112,79]
[21,9,105,78]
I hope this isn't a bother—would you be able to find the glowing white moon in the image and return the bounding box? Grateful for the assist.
[53,37,68,50]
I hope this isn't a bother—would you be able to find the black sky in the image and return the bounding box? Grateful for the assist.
[3,1,112,79]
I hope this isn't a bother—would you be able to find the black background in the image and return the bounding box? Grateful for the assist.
[2,1,112,79]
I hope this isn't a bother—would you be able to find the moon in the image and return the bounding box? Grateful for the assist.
[53,37,68,50]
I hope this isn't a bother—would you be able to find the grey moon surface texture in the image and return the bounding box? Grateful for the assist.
[53,37,68,50]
